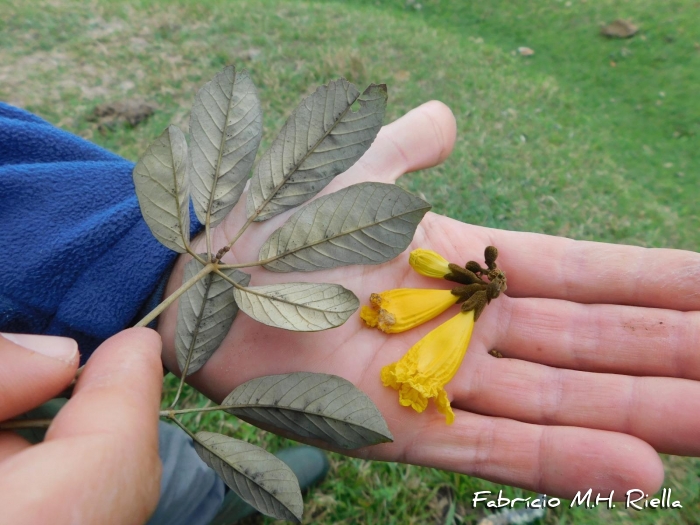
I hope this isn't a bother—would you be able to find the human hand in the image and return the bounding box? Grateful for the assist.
[159,101,700,500]
[0,328,163,525]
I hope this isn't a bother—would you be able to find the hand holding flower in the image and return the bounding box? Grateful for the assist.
[157,101,700,501]
[364,247,506,425]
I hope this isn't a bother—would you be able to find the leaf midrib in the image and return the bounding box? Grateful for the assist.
[252,82,363,219]
[227,403,387,438]
[198,438,300,521]
[263,195,430,265]
[178,267,213,374]
[165,128,188,251]
[238,285,356,314]
[205,67,237,226]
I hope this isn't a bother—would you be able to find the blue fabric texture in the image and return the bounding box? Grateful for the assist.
[0,102,202,363]
[0,103,225,523]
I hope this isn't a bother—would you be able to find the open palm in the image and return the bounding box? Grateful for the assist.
[158,101,700,500]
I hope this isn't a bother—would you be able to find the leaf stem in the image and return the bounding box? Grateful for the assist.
[170,365,190,409]
[136,262,215,327]
[217,259,268,270]
[159,404,241,417]
[205,222,213,263]
[164,411,199,442]
[187,248,208,266]
[217,214,256,261]
[1,404,241,431]
[212,268,247,290]
[0,418,53,430]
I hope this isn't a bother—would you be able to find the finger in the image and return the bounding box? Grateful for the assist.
[0,328,163,525]
[0,334,78,421]
[416,213,700,311]
[364,411,664,500]
[0,432,30,463]
[48,327,162,442]
[324,100,457,192]
[215,100,457,265]
[449,349,700,456]
[492,295,700,379]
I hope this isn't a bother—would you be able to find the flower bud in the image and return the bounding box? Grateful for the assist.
[408,249,451,279]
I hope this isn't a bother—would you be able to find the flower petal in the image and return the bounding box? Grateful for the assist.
[381,310,475,424]
[409,249,451,279]
[360,305,379,327]
[361,288,458,333]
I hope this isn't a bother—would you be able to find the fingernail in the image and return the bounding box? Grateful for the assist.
[1,333,78,363]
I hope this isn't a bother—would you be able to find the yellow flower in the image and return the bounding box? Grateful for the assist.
[409,249,451,278]
[381,310,475,424]
[360,288,458,333]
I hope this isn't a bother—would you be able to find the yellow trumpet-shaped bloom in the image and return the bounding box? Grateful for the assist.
[381,309,475,424]
[360,288,458,333]
[409,249,451,279]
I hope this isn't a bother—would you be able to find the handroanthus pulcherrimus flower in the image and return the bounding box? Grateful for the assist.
[360,288,458,333]
[380,309,475,424]
[408,249,451,278]
[363,247,506,425]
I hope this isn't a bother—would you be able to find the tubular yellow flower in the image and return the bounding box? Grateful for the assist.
[381,309,475,424]
[360,288,458,333]
[409,249,451,278]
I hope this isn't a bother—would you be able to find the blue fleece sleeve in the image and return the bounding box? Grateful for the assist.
[0,102,202,363]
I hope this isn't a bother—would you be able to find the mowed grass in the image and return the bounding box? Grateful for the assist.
[345,0,700,249]
[2,0,699,523]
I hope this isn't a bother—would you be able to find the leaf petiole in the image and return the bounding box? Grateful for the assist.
[0,418,53,430]
[159,404,241,417]
[211,268,247,290]
[187,248,208,265]
[215,252,284,269]
[164,411,199,442]
[216,214,256,262]
[136,262,216,328]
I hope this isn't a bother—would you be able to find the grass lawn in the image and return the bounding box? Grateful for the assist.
[2,0,699,523]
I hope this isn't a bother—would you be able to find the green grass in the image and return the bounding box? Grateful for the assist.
[346,0,700,249]
[2,0,699,523]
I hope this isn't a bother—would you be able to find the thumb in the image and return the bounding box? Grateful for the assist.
[0,333,78,421]
[0,328,164,525]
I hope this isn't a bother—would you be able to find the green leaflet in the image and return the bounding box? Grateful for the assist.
[175,257,250,376]
[259,182,431,272]
[246,79,387,222]
[193,432,303,523]
[189,66,262,227]
[223,372,394,449]
[233,282,359,331]
[132,125,190,253]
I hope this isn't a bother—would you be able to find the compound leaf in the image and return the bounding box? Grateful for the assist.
[176,257,250,376]
[246,79,387,222]
[233,283,358,331]
[259,182,431,272]
[193,432,303,523]
[223,372,394,449]
[189,66,262,227]
[132,125,190,252]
